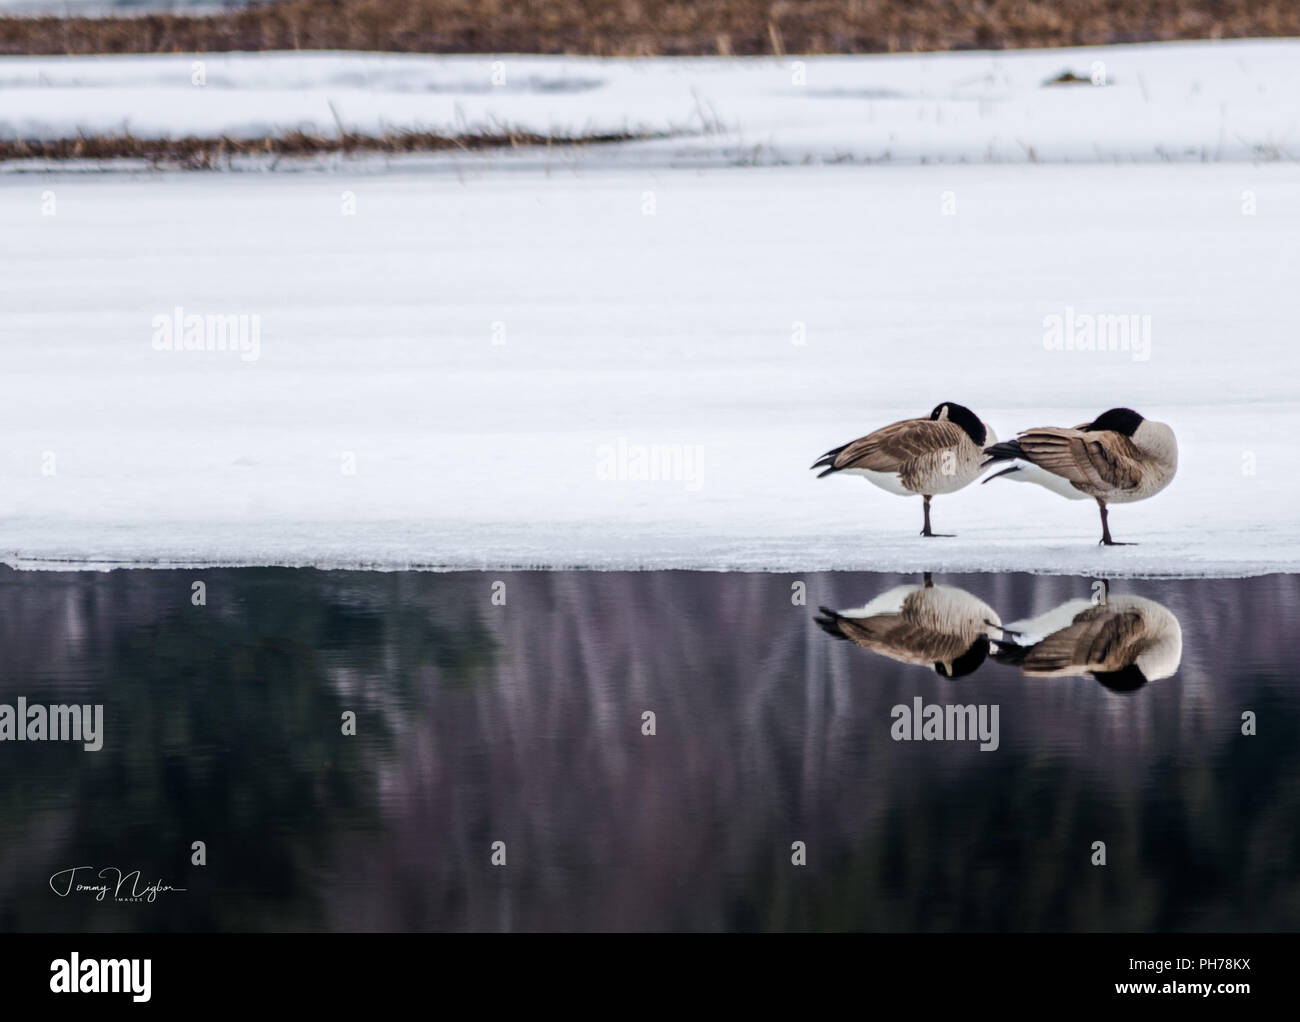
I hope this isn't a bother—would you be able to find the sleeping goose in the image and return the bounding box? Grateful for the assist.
[989,593,1182,691]
[981,407,1177,545]
[811,402,996,537]
[814,575,1002,678]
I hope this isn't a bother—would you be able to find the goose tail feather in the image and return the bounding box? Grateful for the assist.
[813,606,850,639]
[810,444,849,477]
[981,438,1025,468]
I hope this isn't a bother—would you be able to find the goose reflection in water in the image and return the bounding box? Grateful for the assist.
[814,574,1001,678]
[990,593,1183,692]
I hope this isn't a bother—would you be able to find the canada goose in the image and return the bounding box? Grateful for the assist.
[990,594,1182,691]
[981,407,1177,545]
[814,575,1002,678]
[811,402,996,537]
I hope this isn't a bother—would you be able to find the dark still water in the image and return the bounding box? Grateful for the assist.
[0,567,1296,933]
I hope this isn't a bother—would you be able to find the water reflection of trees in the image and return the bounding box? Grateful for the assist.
[333,571,1300,932]
[0,568,1296,932]
[0,568,492,931]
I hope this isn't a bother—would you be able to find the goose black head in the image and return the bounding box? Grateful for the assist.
[935,635,990,679]
[929,402,987,446]
[1085,407,1145,437]
[1091,663,1149,693]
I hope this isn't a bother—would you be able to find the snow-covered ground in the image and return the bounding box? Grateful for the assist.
[1,40,1298,166]
[2,43,1298,574]
[2,151,1297,575]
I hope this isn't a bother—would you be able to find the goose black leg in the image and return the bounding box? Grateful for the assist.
[921,495,954,538]
[1098,500,1136,546]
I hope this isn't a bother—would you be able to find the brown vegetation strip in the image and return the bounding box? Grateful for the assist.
[0,129,661,168]
[2,0,1299,57]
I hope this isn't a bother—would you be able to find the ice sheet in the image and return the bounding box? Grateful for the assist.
[1,158,1296,575]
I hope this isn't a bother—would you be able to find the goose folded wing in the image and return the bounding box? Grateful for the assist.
[838,615,972,663]
[1021,607,1144,674]
[830,418,968,473]
[827,614,900,651]
[1015,428,1143,490]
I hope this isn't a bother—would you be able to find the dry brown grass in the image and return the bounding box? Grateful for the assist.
[0,127,661,168]
[1,0,1298,57]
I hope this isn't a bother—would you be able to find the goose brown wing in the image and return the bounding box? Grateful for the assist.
[830,418,968,474]
[1020,607,1145,674]
[1015,427,1143,491]
[832,614,974,665]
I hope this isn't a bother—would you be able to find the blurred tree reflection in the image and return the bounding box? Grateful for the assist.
[0,568,497,931]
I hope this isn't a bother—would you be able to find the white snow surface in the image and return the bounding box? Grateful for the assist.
[1,44,1298,575]
[0,41,1298,166]
[3,156,1298,575]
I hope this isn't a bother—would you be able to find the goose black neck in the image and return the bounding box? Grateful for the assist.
[932,402,987,446]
